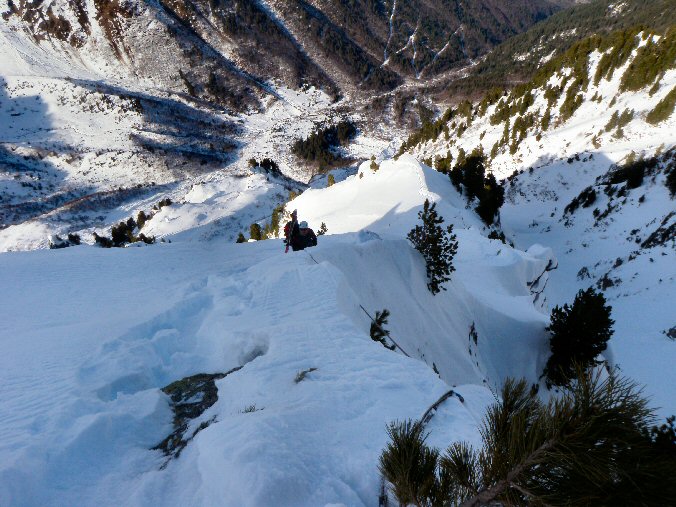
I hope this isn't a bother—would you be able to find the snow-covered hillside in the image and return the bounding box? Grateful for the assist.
[405,29,676,417]
[0,15,396,252]
[0,157,555,506]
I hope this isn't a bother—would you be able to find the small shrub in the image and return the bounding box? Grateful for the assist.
[370,309,395,351]
[564,186,597,215]
[154,198,172,210]
[327,173,336,187]
[93,232,114,248]
[236,232,246,243]
[67,233,81,245]
[137,210,147,229]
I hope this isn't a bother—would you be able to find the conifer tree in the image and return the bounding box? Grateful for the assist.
[250,223,263,241]
[408,199,458,295]
[476,173,505,225]
[380,370,676,507]
[236,233,246,243]
[543,287,614,387]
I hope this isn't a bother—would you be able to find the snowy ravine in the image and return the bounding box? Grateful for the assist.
[407,32,676,420]
[0,157,554,506]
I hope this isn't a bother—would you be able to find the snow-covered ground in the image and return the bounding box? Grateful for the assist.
[1,158,553,506]
[1,18,674,506]
[0,18,398,252]
[407,35,676,419]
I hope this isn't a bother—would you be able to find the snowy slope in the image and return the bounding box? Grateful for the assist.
[0,12,395,252]
[0,157,552,506]
[405,31,676,418]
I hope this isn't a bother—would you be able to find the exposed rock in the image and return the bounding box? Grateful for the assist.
[153,366,242,463]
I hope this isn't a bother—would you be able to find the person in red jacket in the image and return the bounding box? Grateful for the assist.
[284,210,300,252]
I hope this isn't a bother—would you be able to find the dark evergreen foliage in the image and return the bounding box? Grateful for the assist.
[48,234,71,249]
[137,210,147,229]
[93,232,113,248]
[154,197,172,210]
[380,370,676,507]
[620,28,676,92]
[250,157,280,174]
[407,199,458,295]
[249,223,262,241]
[291,120,357,168]
[450,153,505,225]
[399,107,455,154]
[564,186,597,215]
[263,202,286,238]
[379,420,438,506]
[317,222,328,236]
[67,233,81,245]
[543,288,614,387]
[476,173,505,225]
[667,166,676,196]
[434,152,453,174]
[604,108,634,133]
[609,156,658,189]
[370,309,395,351]
[236,232,246,243]
[646,85,676,124]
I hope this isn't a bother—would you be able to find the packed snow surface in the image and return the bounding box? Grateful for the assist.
[1,157,553,506]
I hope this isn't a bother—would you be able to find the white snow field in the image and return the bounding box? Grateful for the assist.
[1,158,553,506]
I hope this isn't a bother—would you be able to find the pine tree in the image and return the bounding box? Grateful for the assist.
[317,222,328,236]
[380,370,676,507]
[250,223,263,241]
[408,199,459,295]
[236,232,246,243]
[543,287,614,387]
[476,173,505,225]
[379,420,439,507]
[137,211,147,229]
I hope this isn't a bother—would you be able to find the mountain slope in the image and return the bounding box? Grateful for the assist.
[446,0,676,98]
[404,27,676,416]
[0,157,553,506]
[0,0,569,252]
[2,0,561,96]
